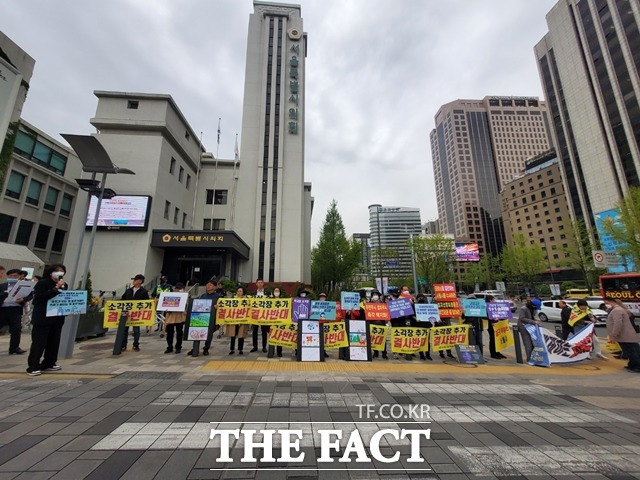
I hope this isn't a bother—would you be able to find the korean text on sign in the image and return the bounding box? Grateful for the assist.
[431,324,469,351]
[323,322,348,349]
[369,325,388,351]
[493,319,514,352]
[103,300,155,328]
[268,322,298,349]
[216,298,252,325]
[249,298,292,325]
[391,327,430,354]
[364,302,391,321]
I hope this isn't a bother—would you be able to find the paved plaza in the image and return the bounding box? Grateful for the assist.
[0,329,639,479]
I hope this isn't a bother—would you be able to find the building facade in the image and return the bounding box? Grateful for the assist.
[350,233,371,283]
[368,205,421,280]
[234,1,312,284]
[430,96,553,257]
[535,0,640,231]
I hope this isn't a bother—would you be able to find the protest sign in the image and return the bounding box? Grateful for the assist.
[388,298,414,319]
[249,298,291,325]
[364,302,390,321]
[187,299,212,341]
[292,298,311,322]
[340,292,361,311]
[431,324,469,351]
[568,305,590,327]
[216,298,251,325]
[462,298,486,317]
[433,283,461,317]
[268,322,298,348]
[526,323,594,366]
[369,325,388,351]
[310,301,337,321]
[347,319,369,361]
[391,327,429,354]
[456,345,484,364]
[604,335,621,354]
[486,301,513,320]
[103,300,155,327]
[46,290,87,316]
[493,319,514,352]
[415,303,440,323]
[323,322,348,349]
[299,319,323,361]
[5,280,34,303]
[157,292,189,312]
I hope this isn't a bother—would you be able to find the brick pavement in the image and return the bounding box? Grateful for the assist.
[0,330,639,479]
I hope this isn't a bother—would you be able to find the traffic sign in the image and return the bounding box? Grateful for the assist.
[593,250,619,268]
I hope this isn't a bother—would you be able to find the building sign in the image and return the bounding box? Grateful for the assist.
[151,230,250,259]
[288,27,302,134]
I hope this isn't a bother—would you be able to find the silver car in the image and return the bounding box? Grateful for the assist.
[538,300,607,326]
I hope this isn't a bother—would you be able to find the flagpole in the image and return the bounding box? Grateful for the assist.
[230,133,239,229]
[191,131,203,226]
[211,118,221,228]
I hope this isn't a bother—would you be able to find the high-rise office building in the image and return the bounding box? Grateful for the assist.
[430,97,552,256]
[368,205,421,280]
[535,0,640,231]
[234,1,312,284]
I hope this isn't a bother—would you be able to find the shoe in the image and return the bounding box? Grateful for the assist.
[373,352,379,358]
[175,349,181,354]
[447,353,455,359]
[229,351,235,355]
[393,354,399,360]
[250,347,258,352]
[262,348,267,353]
[439,352,445,359]
[42,365,62,371]
[238,351,243,355]
[26,369,41,376]
[9,348,26,355]
[203,349,209,356]
[187,350,194,356]
[159,334,165,338]
[133,346,140,352]
[596,352,608,360]
[425,354,432,361]
[164,348,173,354]
[121,346,127,351]
[324,352,329,358]
[277,352,282,357]
[490,354,502,359]
[382,354,388,360]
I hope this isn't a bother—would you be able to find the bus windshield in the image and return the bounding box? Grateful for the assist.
[599,273,640,316]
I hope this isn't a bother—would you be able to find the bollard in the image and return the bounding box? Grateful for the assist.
[112,312,128,355]
[268,344,275,358]
[512,325,524,364]
[191,340,200,357]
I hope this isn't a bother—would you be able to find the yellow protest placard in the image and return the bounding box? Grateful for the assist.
[323,322,348,349]
[268,322,298,348]
[103,300,156,328]
[391,327,430,354]
[604,335,622,354]
[370,325,388,351]
[568,305,590,327]
[493,319,514,352]
[431,324,469,351]
[216,298,252,325]
[249,298,292,325]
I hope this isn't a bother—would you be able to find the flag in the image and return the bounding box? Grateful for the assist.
[216,118,221,145]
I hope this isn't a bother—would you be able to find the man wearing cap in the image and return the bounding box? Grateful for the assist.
[0,269,29,354]
[120,274,150,351]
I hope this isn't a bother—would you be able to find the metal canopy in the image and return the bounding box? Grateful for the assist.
[61,134,135,174]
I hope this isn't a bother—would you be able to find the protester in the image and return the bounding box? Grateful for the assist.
[0,268,28,354]
[151,275,172,335]
[559,300,573,340]
[414,293,432,361]
[26,264,68,376]
[462,294,484,355]
[485,295,506,359]
[370,290,389,360]
[517,300,539,362]
[189,278,220,356]
[271,287,284,357]
[251,278,270,353]
[227,286,249,355]
[121,274,150,352]
[604,296,640,372]
[164,283,186,354]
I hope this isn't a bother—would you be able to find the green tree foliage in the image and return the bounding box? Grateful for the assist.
[500,234,546,291]
[311,200,362,297]
[410,234,455,294]
[0,121,18,190]
[557,218,605,290]
[602,187,640,270]
[460,255,502,291]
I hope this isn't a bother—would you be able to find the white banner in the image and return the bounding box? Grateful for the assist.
[527,323,595,366]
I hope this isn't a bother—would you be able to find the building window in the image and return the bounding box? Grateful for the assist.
[170,158,176,175]
[174,207,179,225]
[205,189,228,205]
[34,224,51,250]
[5,171,25,199]
[26,179,43,206]
[127,100,139,109]
[15,219,34,246]
[212,219,225,229]
[186,174,191,190]
[44,187,59,211]
[14,130,36,157]
[164,201,170,220]
[203,219,211,230]
[182,213,187,229]
[179,166,184,183]
[51,229,66,252]
[185,131,190,140]
[60,194,74,216]
[0,214,14,242]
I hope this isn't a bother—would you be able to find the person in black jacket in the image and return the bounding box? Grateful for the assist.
[26,264,68,376]
[559,300,573,340]
[121,274,150,351]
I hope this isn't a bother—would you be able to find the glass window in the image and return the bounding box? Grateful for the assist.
[34,224,51,250]
[14,131,36,156]
[179,166,184,183]
[44,187,59,211]
[0,214,15,242]
[5,171,25,199]
[170,158,176,175]
[214,190,228,205]
[164,201,170,220]
[203,218,212,230]
[186,174,191,190]
[51,229,66,252]
[49,152,66,175]
[182,213,187,228]
[173,207,179,224]
[60,194,74,216]
[32,142,52,166]
[15,219,34,246]
[26,179,43,206]
[212,219,225,229]
[127,100,139,109]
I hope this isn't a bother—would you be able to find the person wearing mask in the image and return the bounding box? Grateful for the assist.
[0,268,29,354]
[121,274,150,352]
[227,286,249,355]
[189,279,221,356]
[604,296,640,372]
[163,283,186,354]
[369,290,389,360]
[517,300,540,362]
[26,265,68,375]
[251,278,271,353]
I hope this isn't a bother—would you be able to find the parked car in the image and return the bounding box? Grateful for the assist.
[538,299,607,326]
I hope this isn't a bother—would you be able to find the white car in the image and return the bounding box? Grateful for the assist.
[538,299,607,326]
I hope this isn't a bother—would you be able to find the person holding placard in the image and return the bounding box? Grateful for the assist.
[251,278,271,353]
[121,274,150,352]
[415,294,433,361]
[486,295,506,360]
[164,283,186,354]
[26,264,68,376]
[0,268,29,355]
[227,286,249,355]
[370,290,389,360]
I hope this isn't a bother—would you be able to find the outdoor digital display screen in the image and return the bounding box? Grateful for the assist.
[455,242,480,262]
[86,195,152,231]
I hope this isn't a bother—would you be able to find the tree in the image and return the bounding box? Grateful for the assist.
[557,218,605,290]
[311,200,362,297]
[500,234,546,292]
[460,255,502,291]
[602,187,640,269]
[410,234,456,294]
